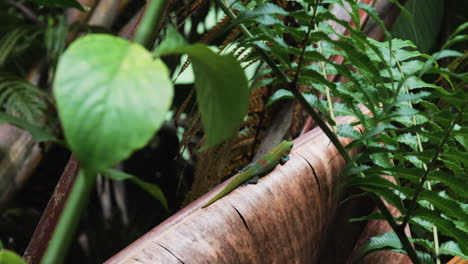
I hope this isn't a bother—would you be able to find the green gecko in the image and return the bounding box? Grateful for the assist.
[202,140,294,208]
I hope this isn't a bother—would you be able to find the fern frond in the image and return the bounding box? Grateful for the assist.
[0,73,52,126]
[0,26,41,66]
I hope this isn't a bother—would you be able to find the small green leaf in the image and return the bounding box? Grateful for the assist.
[299,70,337,90]
[418,191,468,221]
[28,0,86,11]
[429,171,468,198]
[54,34,173,173]
[232,3,288,26]
[0,112,59,143]
[415,250,435,264]
[265,89,293,106]
[440,241,468,259]
[370,152,394,168]
[395,91,430,103]
[361,186,405,212]
[382,167,422,183]
[344,164,371,176]
[103,168,168,210]
[337,124,361,140]
[397,133,419,151]
[410,238,434,253]
[357,232,402,260]
[405,76,442,90]
[0,249,27,264]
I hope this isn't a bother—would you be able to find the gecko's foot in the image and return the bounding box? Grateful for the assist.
[280,156,290,165]
[241,175,259,185]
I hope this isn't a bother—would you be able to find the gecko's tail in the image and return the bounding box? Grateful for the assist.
[201,198,216,208]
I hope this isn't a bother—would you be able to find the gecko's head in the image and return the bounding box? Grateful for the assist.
[279,140,294,153]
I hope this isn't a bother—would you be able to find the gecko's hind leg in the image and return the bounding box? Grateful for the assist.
[241,175,259,186]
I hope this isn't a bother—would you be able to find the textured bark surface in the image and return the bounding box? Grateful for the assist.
[104,111,366,264]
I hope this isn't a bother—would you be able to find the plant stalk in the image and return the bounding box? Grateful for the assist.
[134,0,166,48]
[41,169,97,264]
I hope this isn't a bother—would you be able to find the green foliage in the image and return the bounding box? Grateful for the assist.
[0,26,41,66]
[54,34,173,174]
[357,232,403,259]
[223,0,468,262]
[156,27,249,150]
[0,73,51,125]
[0,0,465,262]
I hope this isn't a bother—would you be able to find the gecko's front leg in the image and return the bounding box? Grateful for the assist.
[280,156,290,165]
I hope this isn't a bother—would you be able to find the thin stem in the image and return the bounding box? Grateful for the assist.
[134,0,166,48]
[372,194,420,264]
[215,0,352,164]
[41,169,97,264]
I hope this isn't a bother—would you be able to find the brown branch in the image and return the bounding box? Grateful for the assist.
[104,108,367,263]
[23,157,80,264]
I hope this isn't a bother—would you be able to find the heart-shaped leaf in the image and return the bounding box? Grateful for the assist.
[54,34,173,173]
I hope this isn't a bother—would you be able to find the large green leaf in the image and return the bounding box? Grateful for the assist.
[157,29,248,149]
[54,34,173,173]
[391,0,444,53]
[187,45,248,149]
